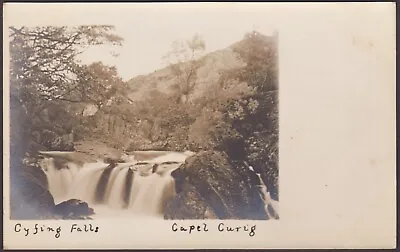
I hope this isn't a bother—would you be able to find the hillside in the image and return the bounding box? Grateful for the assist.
[125,32,274,100]
[77,32,278,151]
[126,46,242,101]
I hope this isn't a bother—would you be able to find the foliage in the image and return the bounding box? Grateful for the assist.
[232,31,278,92]
[188,108,224,150]
[163,34,206,103]
[9,25,123,156]
[226,31,279,198]
[72,62,126,109]
[9,26,123,107]
[120,31,278,160]
[9,28,278,171]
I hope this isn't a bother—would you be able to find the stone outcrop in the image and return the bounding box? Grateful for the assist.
[164,151,267,220]
[10,161,94,220]
[54,199,95,220]
[165,182,217,219]
[10,163,55,220]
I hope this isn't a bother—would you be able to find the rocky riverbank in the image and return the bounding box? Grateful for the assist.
[164,151,269,220]
[10,161,95,220]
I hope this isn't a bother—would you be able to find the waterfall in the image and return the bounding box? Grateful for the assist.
[40,151,188,219]
[248,165,280,220]
[256,173,279,219]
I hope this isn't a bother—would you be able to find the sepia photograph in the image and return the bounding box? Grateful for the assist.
[8,15,279,221]
[3,3,395,249]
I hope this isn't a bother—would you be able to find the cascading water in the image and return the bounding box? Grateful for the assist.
[40,152,188,219]
[248,165,280,220]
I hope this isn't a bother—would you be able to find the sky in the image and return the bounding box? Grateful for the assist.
[74,5,278,81]
[4,3,394,82]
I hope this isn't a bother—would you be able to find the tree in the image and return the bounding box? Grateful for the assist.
[73,62,126,110]
[9,25,123,156]
[232,30,278,92]
[9,25,123,110]
[163,34,206,103]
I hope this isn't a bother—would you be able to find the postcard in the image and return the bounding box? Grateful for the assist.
[3,2,396,249]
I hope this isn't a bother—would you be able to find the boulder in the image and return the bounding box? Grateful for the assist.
[10,161,95,220]
[10,163,55,220]
[164,151,267,220]
[54,199,95,219]
[22,158,49,189]
[164,183,217,219]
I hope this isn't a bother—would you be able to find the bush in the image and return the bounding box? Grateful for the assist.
[188,108,223,150]
[73,124,88,142]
